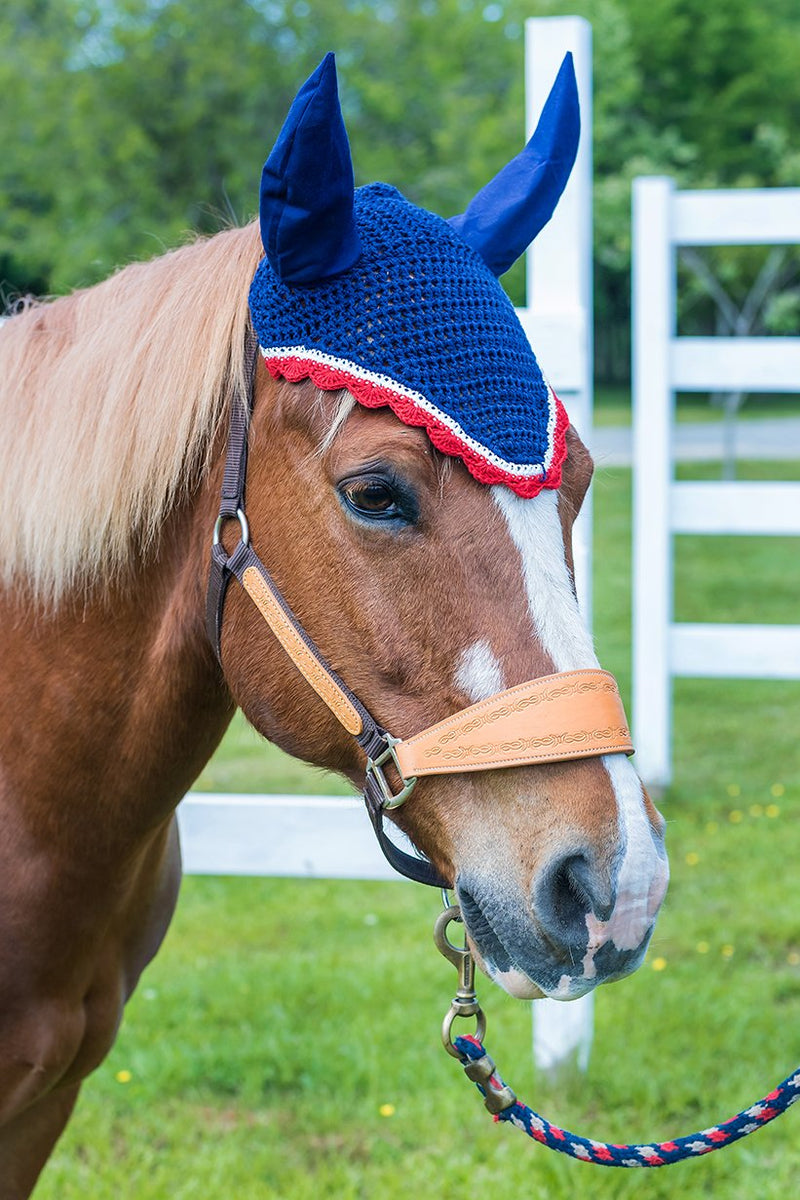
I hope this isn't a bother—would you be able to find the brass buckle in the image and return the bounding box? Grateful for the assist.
[366,734,417,809]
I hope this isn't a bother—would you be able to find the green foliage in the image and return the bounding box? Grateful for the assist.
[0,0,528,294]
[0,0,293,291]
[542,0,800,375]
[2,0,799,368]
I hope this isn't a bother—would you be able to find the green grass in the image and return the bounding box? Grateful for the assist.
[594,385,800,427]
[38,464,800,1199]
[194,714,355,796]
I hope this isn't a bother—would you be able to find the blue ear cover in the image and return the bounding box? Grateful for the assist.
[259,52,362,284]
[448,52,580,277]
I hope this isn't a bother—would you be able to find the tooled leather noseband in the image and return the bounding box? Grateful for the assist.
[206,328,634,890]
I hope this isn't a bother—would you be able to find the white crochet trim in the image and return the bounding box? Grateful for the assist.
[260,345,561,479]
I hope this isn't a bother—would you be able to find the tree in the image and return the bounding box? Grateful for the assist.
[2,0,799,381]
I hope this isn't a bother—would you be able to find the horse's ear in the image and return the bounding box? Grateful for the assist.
[259,52,361,284]
[448,52,579,277]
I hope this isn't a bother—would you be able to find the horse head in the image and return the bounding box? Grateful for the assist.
[217,53,668,1001]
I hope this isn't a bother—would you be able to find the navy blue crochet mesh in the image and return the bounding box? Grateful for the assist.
[249,183,563,488]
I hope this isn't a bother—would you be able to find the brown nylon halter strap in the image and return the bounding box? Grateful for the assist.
[229,542,634,780]
[207,331,448,887]
[205,323,260,656]
[227,552,633,783]
[227,546,386,757]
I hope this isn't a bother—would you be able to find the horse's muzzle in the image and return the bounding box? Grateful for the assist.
[456,832,669,1001]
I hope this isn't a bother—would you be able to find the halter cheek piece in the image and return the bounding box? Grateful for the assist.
[206,331,634,890]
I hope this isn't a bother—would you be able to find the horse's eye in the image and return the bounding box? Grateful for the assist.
[339,473,417,524]
[341,477,400,519]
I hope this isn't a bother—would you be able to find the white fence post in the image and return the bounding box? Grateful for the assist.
[632,181,800,787]
[632,177,675,788]
[521,13,594,623]
[521,14,595,1076]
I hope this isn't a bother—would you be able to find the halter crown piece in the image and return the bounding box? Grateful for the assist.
[248,51,580,497]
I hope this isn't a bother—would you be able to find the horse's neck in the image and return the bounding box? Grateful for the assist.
[0,483,233,858]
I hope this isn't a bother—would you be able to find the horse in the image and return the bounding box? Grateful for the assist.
[0,53,668,1197]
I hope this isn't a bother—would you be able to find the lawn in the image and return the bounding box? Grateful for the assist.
[39,462,799,1199]
[593,384,800,427]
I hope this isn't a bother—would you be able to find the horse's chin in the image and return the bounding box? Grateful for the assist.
[467,941,585,1001]
[485,963,547,1000]
[468,941,622,1001]
[462,904,652,1002]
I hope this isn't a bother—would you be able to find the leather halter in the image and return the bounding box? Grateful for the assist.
[206,328,634,890]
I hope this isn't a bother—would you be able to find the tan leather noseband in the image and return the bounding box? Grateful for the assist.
[393,672,632,778]
[207,331,634,889]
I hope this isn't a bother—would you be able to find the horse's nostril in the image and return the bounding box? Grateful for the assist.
[536,852,615,943]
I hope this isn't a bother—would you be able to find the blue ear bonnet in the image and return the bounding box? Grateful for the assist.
[249,183,567,493]
[248,52,578,496]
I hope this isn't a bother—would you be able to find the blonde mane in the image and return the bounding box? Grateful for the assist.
[0,223,264,606]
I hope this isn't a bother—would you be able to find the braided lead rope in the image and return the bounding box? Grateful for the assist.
[454,1035,800,1167]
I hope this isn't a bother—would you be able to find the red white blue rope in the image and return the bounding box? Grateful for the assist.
[454,1035,800,1166]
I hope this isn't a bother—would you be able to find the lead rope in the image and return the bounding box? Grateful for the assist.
[435,905,800,1166]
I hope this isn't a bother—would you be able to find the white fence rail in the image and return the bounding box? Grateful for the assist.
[632,177,800,787]
[178,793,399,880]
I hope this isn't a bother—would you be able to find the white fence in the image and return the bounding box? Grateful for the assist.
[179,792,401,880]
[521,15,593,625]
[631,177,800,787]
[180,14,596,1074]
[519,14,595,1074]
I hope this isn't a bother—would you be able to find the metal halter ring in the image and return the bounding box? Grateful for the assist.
[365,734,417,809]
[213,508,250,548]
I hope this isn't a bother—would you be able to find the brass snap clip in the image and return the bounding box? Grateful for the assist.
[433,904,487,1058]
[434,903,517,1115]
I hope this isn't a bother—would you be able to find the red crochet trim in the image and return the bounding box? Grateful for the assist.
[264,355,568,498]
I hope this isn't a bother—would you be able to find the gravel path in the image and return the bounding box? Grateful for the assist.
[590,416,800,467]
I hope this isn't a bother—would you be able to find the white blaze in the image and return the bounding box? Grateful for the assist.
[492,487,598,672]
[492,486,666,961]
[598,753,669,948]
[456,639,506,703]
